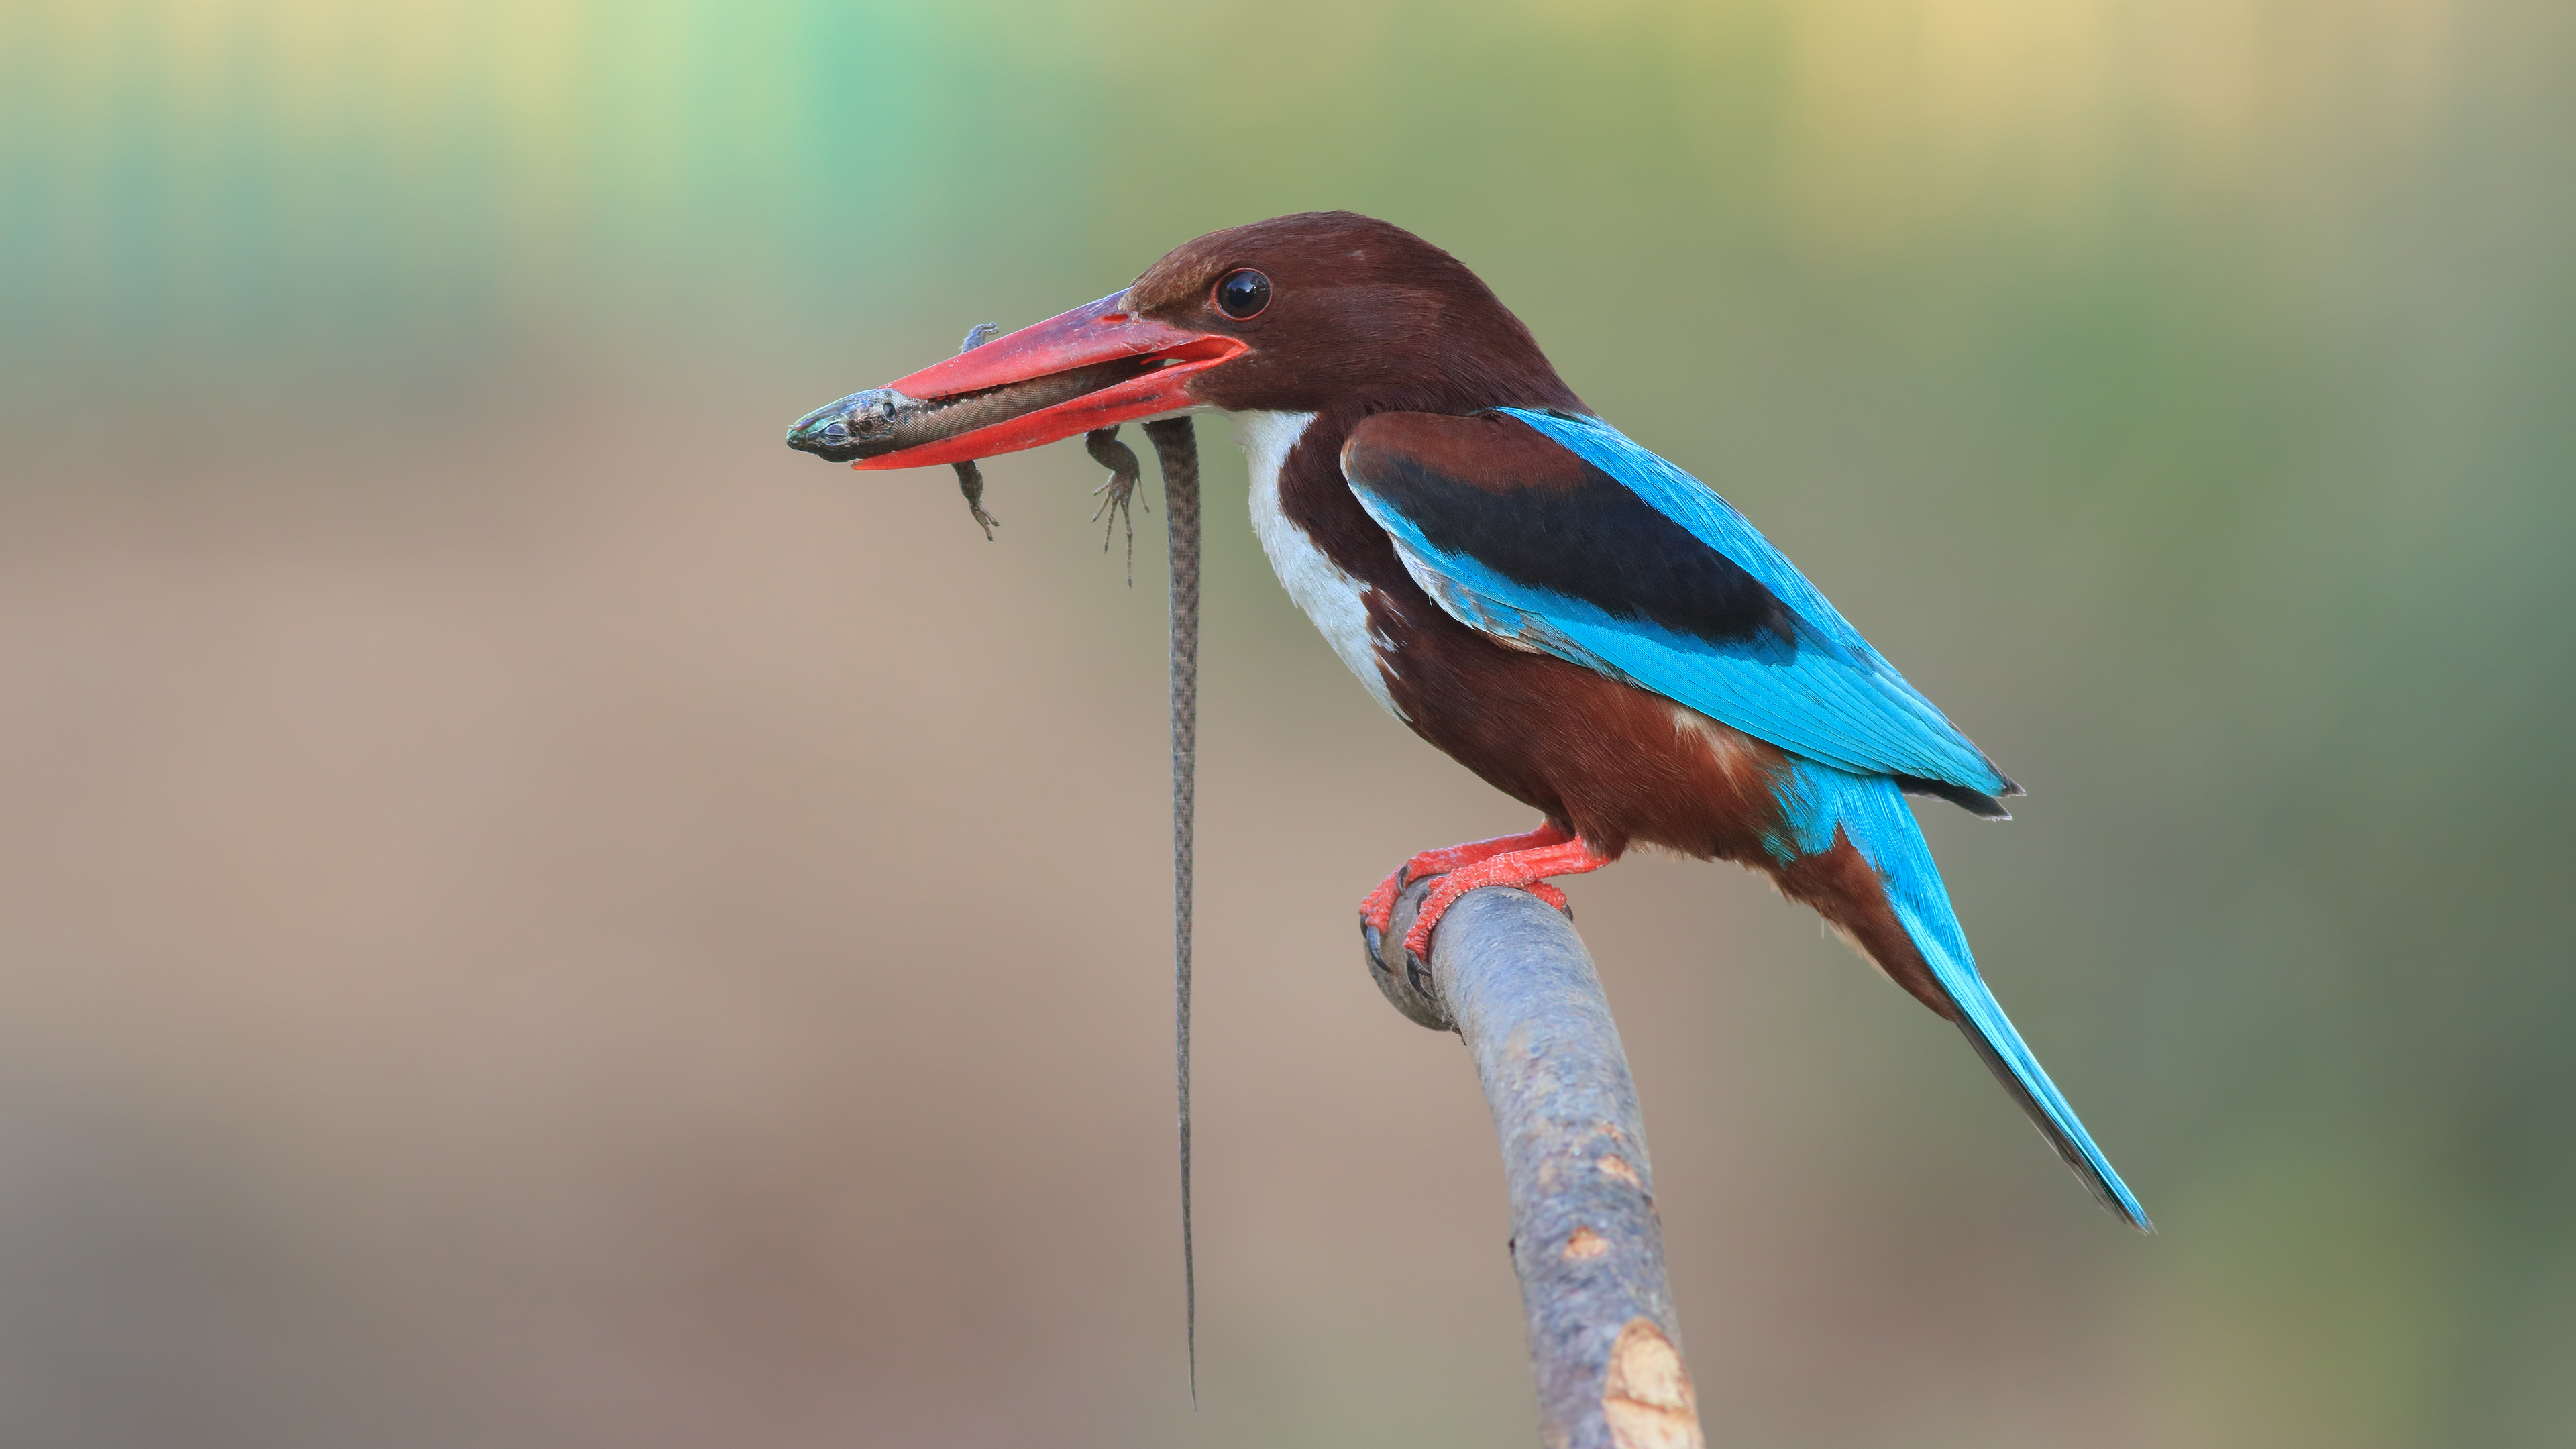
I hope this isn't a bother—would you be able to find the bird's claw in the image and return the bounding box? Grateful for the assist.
[1358,863,1411,938]
[1399,871,1576,958]
[1358,896,1440,1016]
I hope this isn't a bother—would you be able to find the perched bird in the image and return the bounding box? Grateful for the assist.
[796,211,2149,1229]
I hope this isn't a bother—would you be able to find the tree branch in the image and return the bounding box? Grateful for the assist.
[1367,881,1705,1449]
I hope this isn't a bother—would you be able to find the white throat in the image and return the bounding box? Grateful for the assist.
[1230,410,1401,718]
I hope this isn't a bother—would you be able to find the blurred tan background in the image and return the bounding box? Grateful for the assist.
[4,2,2571,1445]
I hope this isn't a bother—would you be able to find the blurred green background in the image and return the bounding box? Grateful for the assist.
[3,1,2571,1445]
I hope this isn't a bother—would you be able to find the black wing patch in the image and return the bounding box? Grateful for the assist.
[1342,411,1802,657]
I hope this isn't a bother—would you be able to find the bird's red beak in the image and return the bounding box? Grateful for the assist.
[839,293,1244,471]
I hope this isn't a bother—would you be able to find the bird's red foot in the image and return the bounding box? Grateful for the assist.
[1359,821,1575,937]
[1402,836,1617,957]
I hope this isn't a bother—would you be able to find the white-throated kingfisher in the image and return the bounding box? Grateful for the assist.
[793,211,2149,1229]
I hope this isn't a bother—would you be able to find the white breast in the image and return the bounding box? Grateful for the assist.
[1232,409,1402,718]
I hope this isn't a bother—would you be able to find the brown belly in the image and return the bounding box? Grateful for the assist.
[1364,586,1969,1019]
[1369,590,1790,863]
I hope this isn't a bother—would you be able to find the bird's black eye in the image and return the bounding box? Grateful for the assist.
[1214,268,1271,320]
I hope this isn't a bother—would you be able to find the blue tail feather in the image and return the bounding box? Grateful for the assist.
[1775,764,2153,1231]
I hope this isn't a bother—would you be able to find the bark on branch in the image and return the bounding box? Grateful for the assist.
[1366,881,1705,1449]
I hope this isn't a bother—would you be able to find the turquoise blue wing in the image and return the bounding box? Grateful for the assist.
[1342,409,2015,799]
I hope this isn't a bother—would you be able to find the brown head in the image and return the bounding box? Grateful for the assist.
[789,211,1584,471]
[1117,211,1582,417]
